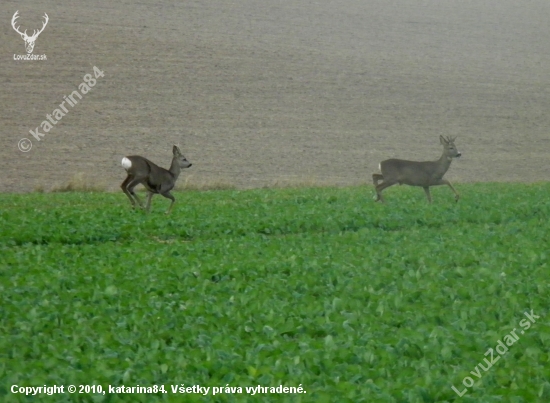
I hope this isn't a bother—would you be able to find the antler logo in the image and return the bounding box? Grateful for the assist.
[12,10,49,54]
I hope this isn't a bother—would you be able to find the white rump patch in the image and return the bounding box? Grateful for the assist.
[121,157,132,170]
[378,163,381,171]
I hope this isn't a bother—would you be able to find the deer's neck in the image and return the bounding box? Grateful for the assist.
[169,159,181,179]
[436,153,453,176]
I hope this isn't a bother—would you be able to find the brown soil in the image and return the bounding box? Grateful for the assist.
[2,0,550,193]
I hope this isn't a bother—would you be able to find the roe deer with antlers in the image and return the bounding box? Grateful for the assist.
[373,136,461,203]
[121,145,192,214]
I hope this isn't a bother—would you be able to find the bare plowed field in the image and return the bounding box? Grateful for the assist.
[2,0,549,192]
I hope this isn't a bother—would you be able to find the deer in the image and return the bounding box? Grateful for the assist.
[11,11,49,54]
[121,145,192,214]
[372,135,461,203]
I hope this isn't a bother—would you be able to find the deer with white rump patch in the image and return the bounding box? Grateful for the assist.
[121,145,192,214]
[373,136,461,203]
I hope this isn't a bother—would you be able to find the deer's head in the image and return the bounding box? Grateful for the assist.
[12,11,49,54]
[440,135,461,160]
[173,145,192,169]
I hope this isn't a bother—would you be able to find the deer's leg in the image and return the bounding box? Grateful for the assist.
[121,175,140,208]
[160,191,176,214]
[375,180,397,203]
[423,186,432,203]
[145,191,154,213]
[126,178,145,208]
[372,173,384,201]
[435,179,460,202]
[121,175,134,206]
[372,173,383,187]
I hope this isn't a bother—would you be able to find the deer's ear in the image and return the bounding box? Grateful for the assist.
[440,135,447,145]
[173,145,181,155]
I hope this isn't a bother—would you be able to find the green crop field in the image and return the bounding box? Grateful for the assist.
[1,183,549,402]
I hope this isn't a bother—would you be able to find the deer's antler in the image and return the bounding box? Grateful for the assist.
[30,13,49,40]
[11,11,49,40]
[11,11,26,38]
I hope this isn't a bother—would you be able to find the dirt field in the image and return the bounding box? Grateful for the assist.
[2,0,550,193]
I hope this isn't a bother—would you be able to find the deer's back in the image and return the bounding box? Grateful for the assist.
[124,156,161,175]
[380,159,444,186]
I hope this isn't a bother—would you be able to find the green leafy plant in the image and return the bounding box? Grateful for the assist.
[1,183,549,402]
